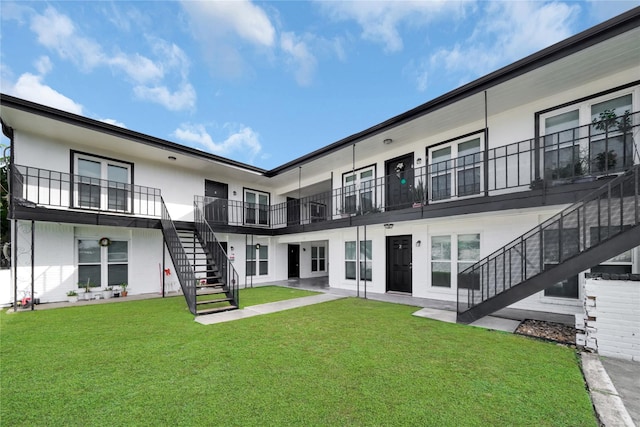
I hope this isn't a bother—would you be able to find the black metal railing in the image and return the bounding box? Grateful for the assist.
[541,110,639,182]
[12,164,161,217]
[457,164,640,318]
[194,198,240,308]
[160,197,197,315]
[196,111,638,229]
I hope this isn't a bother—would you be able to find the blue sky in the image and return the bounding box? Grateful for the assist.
[1,1,637,169]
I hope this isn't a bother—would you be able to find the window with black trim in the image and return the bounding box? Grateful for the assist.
[77,239,128,288]
[74,153,131,212]
[244,189,269,225]
[342,166,375,214]
[540,89,636,180]
[428,136,482,201]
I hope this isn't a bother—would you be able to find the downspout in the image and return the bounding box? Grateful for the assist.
[356,225,360,298]
[1,119,16,311]
[483,91,489,197]
[30,219,34,311]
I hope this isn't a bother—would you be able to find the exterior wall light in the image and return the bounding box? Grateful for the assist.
[383,138,393,145]
[255,243,261,250]
[168,156,177,161]
[416,240,421,247]
[384,223,394,229]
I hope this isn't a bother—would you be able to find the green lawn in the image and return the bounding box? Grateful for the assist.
[1,289,596,426]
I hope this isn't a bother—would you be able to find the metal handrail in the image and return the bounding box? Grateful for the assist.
[12,164,161,217]
[160,197,197,315]
[193,198,240,308]
[457,164,640,314]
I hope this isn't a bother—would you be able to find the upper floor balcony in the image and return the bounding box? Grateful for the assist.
[11,164,162,225]
[10,111,639,232]
[200,110,639,230]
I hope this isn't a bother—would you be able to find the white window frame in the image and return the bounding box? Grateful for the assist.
[73,153,132,213]
[246,244,268,276]
[430,233,481,290]
[244,189,270,226]
[345,240,372,281]
[539,86,639,178]
[342,166,376,214]
[427,134,484,202]
[311,245,326,272]
[77,238,129,289]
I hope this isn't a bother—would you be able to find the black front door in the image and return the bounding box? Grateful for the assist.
[205,180,228,223]
[288,244,300,278]
[385,153,414,210]
[386,235,412,293]
[287,197,300,226]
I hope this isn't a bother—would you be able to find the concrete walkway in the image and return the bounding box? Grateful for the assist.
[195,293,346,325]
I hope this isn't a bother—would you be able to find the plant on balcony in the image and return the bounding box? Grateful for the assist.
[412,180,426,207]
[594,150,617,173]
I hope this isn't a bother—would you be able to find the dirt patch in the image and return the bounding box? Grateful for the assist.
[515,319,577,345]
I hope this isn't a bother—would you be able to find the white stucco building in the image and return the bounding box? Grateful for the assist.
[1,8,639,323]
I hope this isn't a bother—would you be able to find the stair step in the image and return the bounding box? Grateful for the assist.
[196,297,233,305]
[196,287,227,297]
[196,305,238,315]
[197,282,223,289]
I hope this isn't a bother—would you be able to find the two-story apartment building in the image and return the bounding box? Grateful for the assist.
[2,8,639,321]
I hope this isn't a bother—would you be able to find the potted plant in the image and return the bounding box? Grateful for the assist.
[120,282,129,297]
[412,180,426,207]
[80,281,94,300]
[66,290,78,303]
[103,286,113,299]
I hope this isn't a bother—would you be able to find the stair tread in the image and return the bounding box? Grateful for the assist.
[196,297,233,305]
[196,305,238,315]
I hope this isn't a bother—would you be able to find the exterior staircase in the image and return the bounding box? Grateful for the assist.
[177,230,237,315]
[457,165,640,324]
[160,197,239,316]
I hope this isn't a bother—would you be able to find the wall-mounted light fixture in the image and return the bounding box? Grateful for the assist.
[255,243,261,250]
[383,138,393,145]
[416,240,421,247]
[303,247,306,252]
[230,246,234,251]
[416,158,422,165]
[168,156,177,161]
[384,223,394,229]
[233,190,237,196]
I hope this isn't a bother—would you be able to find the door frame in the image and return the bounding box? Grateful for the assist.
[384,153,414,211]
[386,235,413,293]
[288,244,300,278]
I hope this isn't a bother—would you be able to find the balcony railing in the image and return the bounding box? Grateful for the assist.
[197,110,638,229]
[12,164,162,217]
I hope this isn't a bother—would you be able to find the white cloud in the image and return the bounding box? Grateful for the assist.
[100,118,127,128]
[134,83,196,112]
[181,0,276,79]
[34,56,52,75]
[9,72,84,114]
[430,2,579,81]
[182,0,275,47]
[28,6,195,111]
[317,1,471,53]
[173,123,263,163]
[280,32,317,86]
[403,59,429,92]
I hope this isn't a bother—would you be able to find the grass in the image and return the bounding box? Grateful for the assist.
[1,290,596,426]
